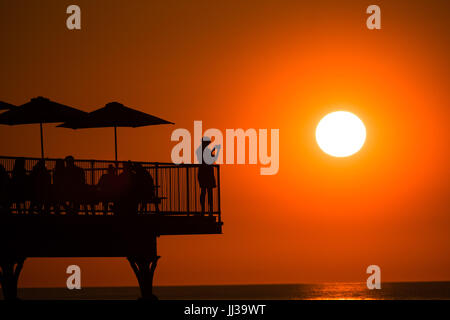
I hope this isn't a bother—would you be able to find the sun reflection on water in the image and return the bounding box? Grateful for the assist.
[292,282,382,300]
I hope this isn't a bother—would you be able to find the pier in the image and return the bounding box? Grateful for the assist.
[0,156,222,300]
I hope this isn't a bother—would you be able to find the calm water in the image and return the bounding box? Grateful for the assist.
[8,282,450,300]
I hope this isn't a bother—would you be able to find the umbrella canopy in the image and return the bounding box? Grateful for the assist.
[0,101,16,111]
[0,96,88,158]
[58,102,174,161]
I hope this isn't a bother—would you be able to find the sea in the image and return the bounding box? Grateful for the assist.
[5,282,450,300]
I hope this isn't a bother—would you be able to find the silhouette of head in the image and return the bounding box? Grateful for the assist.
[202,136,212,149]
[133,162,145,173]
[107,164,116,175]
[65,156,75,167]
[123,161,132,173]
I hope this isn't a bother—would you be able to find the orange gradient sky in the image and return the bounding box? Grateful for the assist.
[0,0,449,287]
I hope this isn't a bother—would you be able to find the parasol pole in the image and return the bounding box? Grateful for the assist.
[40,122,44,159]
[114,125,118,162]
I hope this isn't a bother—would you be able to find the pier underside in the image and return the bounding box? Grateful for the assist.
[0,215,222,300]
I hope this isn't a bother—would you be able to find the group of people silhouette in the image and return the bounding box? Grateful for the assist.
[0,137,219,216]
[0,156,156,216]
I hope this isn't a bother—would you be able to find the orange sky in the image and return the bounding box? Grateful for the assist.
[0,0,449,287]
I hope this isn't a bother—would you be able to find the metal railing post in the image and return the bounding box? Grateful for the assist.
[217,165,221,223]
[155,164,159,199]
[186,166,190,215]
[90,161,95,185]
[154,164,160,213]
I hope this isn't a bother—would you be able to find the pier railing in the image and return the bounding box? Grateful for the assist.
[0,156,221,221]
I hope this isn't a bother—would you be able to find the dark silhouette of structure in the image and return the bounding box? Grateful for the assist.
[0,101,16,111]
[58,102,174,161]
[0,97,87,158]
[0,156,222,300]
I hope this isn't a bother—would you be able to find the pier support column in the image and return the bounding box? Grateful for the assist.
[128,256,160,300]
[0,257,26,301]
[127,234,159,300]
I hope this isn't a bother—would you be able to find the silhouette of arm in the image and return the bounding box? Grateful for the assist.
[195,145,203,164]
[204,145,221,164]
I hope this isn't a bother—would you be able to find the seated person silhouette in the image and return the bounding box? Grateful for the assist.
[29,160,51,214]
[97,164,119,215]
[196,137,221,215]
[52,159,66,214]
[115,161,138,216]
[64,156,86,215]
[0,164,10,214]
[10,158,28,214]
[133,163,156,214]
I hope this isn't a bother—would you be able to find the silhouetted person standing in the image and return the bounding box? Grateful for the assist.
[196,137,220,215]
[11,158,28,214]
[97,164,118,214]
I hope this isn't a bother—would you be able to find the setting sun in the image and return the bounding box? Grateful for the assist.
[316,111,366,157]
[1,0,449,302]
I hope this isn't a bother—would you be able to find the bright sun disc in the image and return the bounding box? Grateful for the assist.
[316,111,366,157]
